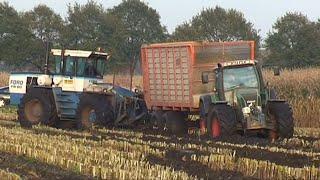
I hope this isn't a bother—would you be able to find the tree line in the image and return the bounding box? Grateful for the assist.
[0,0,318,72]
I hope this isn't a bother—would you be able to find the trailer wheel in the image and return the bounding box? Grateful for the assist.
[150,111,166,130]
[207,104,236,138]
[76,94,114,130]
[165,111,187,135]
[268,101,294,139]
[18,88,58,128]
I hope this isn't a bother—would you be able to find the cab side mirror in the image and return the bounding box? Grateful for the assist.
[273,67,280,76]
[202,72,209,84]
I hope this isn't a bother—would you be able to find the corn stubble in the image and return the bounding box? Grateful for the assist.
[0,121,317,179]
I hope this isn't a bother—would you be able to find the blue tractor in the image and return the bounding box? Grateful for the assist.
[9,49,147,129]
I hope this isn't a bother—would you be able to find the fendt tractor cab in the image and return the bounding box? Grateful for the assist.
[201,59,293,138]
[10,49,147,128]
[141,41,294,139]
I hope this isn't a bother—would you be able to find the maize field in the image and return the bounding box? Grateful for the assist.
[0,68,320,179]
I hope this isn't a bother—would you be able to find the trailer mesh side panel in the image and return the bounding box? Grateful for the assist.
[146,46,191,107]
[195,43,252,64]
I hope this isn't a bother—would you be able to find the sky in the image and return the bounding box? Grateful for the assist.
[3,0,320,39]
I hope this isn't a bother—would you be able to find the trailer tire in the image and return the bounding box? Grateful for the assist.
[268,102,294,139]
[151,111,166,130]
[18,88,58,128]
[165,111,187,135]
[76,94,114,130]
[207,104,236,138]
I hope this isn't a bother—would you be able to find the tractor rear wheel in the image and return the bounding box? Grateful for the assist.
[76,94,114,130]
[18,88,58,128]
[207,104,236,138]
[268,101,294,139]
[165,111,187,135]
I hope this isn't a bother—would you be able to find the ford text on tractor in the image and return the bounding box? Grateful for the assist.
[10,49,147,129]
[141,41,294,139]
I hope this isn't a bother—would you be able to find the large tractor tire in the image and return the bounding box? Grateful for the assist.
[206,103,236,138]
[76,93,114,130]
[268,101,294,139]
[165,111,188,135]
[18,88,58,128]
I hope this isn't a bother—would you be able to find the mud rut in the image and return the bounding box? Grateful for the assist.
[0,120,319,179]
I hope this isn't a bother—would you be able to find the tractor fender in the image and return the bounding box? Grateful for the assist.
[200,95,227,115]
[267,99,286,103]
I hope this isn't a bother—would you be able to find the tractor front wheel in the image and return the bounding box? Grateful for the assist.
[76,94,114,130]
[18,88,58,128]
[207,104,236,138]
[268,101,294,139]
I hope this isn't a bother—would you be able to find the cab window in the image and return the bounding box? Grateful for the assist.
[64,57,75,76]
[96,58,105,77]
[76,58,105,78]
[84,59,98,77]
[54,56,62,74]
[76,58,86,76]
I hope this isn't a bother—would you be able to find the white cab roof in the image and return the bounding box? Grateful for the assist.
[51,49,109,58]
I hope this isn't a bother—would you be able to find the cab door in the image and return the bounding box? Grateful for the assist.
[62,57,76,92]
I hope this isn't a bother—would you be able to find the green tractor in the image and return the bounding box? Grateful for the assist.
[201,60,293,139]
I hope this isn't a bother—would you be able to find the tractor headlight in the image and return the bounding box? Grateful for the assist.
[37,75,52,86]
[242,107,251,114]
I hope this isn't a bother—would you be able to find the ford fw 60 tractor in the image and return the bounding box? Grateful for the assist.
[9,49,147,129]
[141,41,294,139]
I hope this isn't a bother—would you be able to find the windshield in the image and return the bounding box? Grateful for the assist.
[77,57,105,78]
[52,55,106,78]
[223,66,258,90]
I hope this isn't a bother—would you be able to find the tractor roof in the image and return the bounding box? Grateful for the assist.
[51,49,110,59]
[221,59,256,67]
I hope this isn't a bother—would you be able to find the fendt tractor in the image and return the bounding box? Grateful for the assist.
[141,41,294,139]
[9,49,147,129]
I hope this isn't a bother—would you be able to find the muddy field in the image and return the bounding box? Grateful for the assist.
[0,119,319,179]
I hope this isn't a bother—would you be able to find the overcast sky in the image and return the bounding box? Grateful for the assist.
[3,0,320,39]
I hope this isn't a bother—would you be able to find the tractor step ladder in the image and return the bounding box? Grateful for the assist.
[52,88,79,120]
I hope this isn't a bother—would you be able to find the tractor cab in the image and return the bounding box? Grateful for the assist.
[216,60,264,106]
[202,59,271,131]
[216,60,269,130]
[49,49,110,92]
